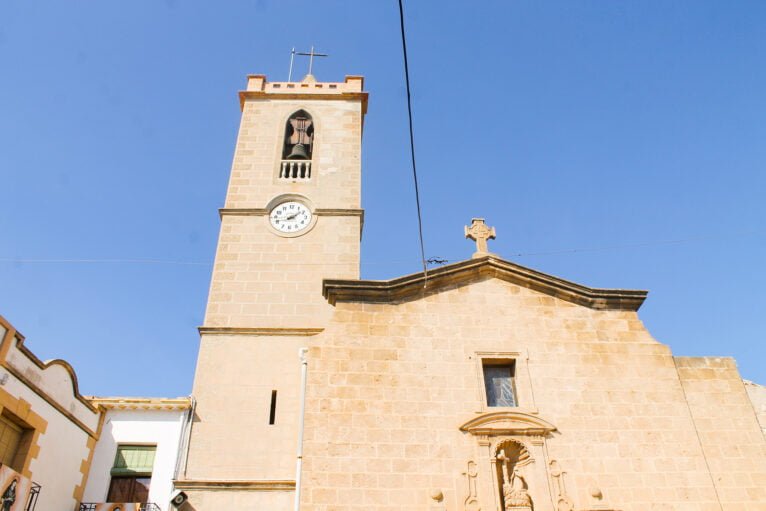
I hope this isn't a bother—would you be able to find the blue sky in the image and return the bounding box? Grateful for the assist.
[1,1,764,397]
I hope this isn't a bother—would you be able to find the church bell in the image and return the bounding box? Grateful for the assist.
[286,143,309,160]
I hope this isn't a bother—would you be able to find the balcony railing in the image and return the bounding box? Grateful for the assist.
[79,504,160,511]
[26,483,40,511]
[279,160,311,180]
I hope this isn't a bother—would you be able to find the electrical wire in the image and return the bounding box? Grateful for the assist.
[0,258,210,266]
[2,231,762,268]
[397,0,428,283]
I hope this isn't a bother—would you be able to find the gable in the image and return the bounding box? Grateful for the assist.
[323,255,647,311]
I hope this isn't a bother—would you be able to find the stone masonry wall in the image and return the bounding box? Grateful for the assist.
[187,333,307,481]
[676,357,766,508]
[225,98,362,210]
[300,277,766,511]
[204,215,360,328]
[744,380,766,436]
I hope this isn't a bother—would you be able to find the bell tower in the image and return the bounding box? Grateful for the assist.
[180,74,368,509]
[205,73,367,329]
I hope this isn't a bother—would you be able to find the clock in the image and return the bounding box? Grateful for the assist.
[269,201,313,234]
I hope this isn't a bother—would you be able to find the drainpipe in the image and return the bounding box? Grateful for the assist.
[173,395,196,480]
[294,348,309,511]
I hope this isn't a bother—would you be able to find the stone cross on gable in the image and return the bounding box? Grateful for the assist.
[464,218,496,259]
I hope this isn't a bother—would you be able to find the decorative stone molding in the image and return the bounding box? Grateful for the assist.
[219,208,364,217]
[428,489,447,511]
[462,461,480,511]
[459,411,557,437]
[583,484,616,511]
[173,479,296,491]
[238,92,368,113]
[548,460,574,511]
[323,256,647,310]
[219,208,269,216]
[461,412,558,511]
[197,327,324,337]
[239,75,368,114]
[218,208,365,238]
[88,397,192,411]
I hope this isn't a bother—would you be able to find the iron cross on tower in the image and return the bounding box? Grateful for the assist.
[465,218,497,259]
[288,46,329,82]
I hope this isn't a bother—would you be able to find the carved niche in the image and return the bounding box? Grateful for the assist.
[460,411,557,511]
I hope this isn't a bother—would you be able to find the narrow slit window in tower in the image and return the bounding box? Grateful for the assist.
[269,390,278,425]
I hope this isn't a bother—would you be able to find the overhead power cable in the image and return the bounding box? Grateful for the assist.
[2,229,761,268]
[0,258,210,266]
[397,0,428,284]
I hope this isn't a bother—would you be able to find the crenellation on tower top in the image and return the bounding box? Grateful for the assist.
[241,74,367,112]
[245,74,364,93]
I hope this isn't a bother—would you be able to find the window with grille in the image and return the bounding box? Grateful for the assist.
[482,361,517,407]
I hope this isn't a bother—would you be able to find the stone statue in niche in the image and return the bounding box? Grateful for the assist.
[497,449,532,511]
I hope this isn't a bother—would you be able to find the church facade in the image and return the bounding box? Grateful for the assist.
[175,72,766,511]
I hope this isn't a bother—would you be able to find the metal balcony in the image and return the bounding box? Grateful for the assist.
[79,504,160,511]
[26,483,40,511]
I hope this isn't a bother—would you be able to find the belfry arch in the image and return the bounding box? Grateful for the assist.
[282,109,314,160]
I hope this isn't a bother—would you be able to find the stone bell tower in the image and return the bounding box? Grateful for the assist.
[178,74,368,509]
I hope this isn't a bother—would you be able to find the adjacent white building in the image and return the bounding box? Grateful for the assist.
[82,398,191,511]
[82,398,192,511]
[0,315,193,511]
[0,316,100,511]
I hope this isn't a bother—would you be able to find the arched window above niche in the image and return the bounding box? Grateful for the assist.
[282,110,314,161]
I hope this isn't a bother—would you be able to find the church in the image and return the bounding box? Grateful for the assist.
[172,72,766,511]
[0,71,764,511]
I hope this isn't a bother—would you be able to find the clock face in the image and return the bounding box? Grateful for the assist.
[269,201,313,234]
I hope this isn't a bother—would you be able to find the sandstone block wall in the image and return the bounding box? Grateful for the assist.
[184,79,366,510]
[745,380,766,435]
[676,357,766,508]
[299,278,766,511]
[225,98,362,210]
[204,215,360,328]
[187,334,307,481]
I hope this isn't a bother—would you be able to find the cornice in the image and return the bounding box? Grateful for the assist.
[315,208,364,217]
[238,90,368,114]
[219,208,268,216]
[174,479,296,491]
[88,396,191,411]
[198,327,324,337]
[219,207,364,219]
[323,256,648,311]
